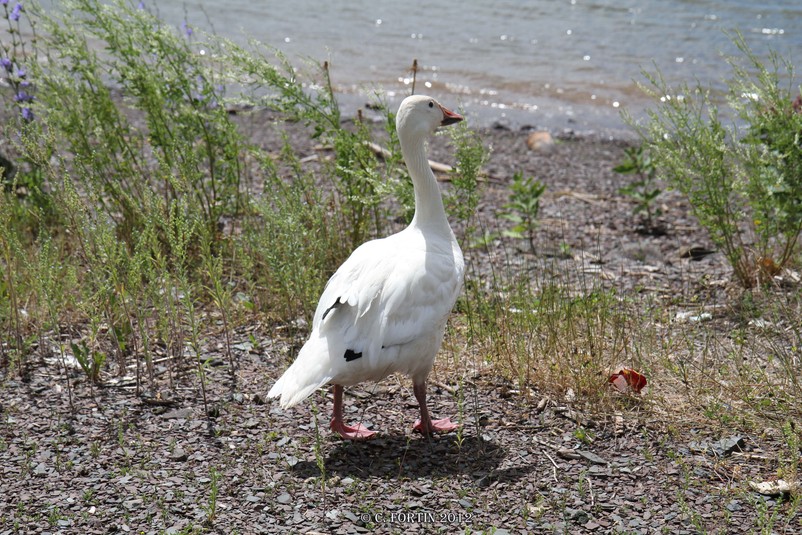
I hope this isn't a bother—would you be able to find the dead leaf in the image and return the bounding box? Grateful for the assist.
[758,256,781,276]
[608,368,647,394]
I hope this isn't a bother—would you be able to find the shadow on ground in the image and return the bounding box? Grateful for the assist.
[291,433,534,486]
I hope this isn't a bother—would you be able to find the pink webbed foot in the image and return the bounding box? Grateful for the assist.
[413,417,459,435]
[330,418,377,441]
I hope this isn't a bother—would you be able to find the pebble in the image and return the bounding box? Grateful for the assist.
[162,408,193,420]
[276,492,292,504]
[170,447,188,461]
[526,131,555,152]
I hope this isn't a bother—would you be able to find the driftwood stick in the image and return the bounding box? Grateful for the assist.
[364,141,454,174]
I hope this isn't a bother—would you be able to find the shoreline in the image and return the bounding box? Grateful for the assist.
[333,89,643,141]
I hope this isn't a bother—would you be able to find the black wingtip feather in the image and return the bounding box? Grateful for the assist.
[344,349,363,362]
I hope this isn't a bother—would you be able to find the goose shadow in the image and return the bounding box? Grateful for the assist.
[291,432,534,487]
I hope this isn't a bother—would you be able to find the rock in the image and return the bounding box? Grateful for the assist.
[276,492,292,504]
[564,507,589,523]
[749,479,798,496]
[726,499,742,511]
[170,447,188,461]
[578,450,608,465]
[688,435,745,457]
[343,510,359,523]
[162,408,193,420]
[526,131,555,152]
[711,436,746,456]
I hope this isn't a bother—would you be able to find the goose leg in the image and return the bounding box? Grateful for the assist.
[329,384,376,440]
[412,381,458,436]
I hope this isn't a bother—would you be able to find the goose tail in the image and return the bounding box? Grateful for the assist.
[268,335,333,409]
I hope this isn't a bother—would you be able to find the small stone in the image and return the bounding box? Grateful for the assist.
[343,510,359,523]
[276,492,292,504]
[726,500,742,512]
[162,408,193,420]
[565,507,589,523]
[578,450,608,465]
[526,131,555,152]
[123,499,143,509]
[711,436,745,457]
[170,447,188,461]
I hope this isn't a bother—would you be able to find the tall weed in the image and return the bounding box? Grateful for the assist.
[634,33,802,287]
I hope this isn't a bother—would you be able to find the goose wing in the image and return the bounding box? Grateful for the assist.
[315,233,462,364]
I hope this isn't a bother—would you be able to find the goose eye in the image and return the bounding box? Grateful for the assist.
[428,101,434,108]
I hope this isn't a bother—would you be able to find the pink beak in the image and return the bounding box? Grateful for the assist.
[439,104,463,126]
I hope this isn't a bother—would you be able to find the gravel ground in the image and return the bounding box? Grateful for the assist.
[1,106,800,534]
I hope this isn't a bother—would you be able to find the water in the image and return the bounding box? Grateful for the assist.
[47,1,802,135]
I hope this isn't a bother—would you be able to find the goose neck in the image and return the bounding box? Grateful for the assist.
[400,133,449,231]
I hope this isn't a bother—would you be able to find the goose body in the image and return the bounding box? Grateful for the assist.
[268,95,465,439]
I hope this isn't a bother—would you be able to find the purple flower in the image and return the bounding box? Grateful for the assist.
[0,0,8,6]
[181,21,193,37]
[137,1,144,8]
[14,90,33,103]
[15,67,25,79]
[0,58,12,72]
[10,2,22,21]
[21,107,33,122]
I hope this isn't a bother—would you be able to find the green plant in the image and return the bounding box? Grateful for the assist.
[203,466,221,525]
[310,400,327,498]
[201,234,237,387]
[70,341,106,384]
[614,145,662,234]
[633,33,802,287]
[447,119,487,241]
[31,0,247,240]
[0,191,26,372]
[501,171,546,254]
[242,141,337,322]
[573,427,594,445]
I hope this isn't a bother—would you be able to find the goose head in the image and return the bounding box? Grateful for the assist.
[396,95,463,140]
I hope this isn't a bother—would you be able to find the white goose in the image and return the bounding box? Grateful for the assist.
[268,95,465,440]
